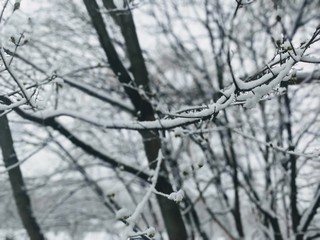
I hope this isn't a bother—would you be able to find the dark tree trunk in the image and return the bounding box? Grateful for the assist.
[82,1,187,239]
[0,114,45,240]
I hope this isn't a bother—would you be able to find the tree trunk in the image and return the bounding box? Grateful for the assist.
[0,114,45,240]
[82,1,188,239]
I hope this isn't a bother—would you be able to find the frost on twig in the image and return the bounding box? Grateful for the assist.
[153,189,185,204]
[4,29,319,131]
[116,150,187,239]
[118,150,163,239]
[0,48,36,109]
[168,190,185,203]
[116,208,132,221]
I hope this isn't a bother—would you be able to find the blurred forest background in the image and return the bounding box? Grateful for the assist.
[0,0,320,239]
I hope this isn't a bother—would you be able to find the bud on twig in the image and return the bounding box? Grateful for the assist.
[13,1,21,12]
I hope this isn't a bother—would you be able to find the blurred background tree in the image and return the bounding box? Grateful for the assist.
[0,0,320,239]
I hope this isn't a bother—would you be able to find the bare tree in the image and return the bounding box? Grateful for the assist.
[0,0,320,239]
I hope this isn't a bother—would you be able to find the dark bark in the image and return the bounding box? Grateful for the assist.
[283,93,300,233]
[0,95,151,181]
[82,1,188,239]
[0,114,45,240]
[82,0,151,115]
[297,190,320,240]
[12,105,151,182]
[219,113,244,238]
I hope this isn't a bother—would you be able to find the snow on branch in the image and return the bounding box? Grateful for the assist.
[0,48,36,108]
[233,129,320,159]
[115,150,186,239]
[0,98,27,111]
[117,150,164,239]
[4,28,320,132]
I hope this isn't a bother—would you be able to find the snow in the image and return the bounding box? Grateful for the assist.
[235,65,283,91]
[27,89,234,131]
[181,164,192,176]
[52,78,64,85]
[194,158,205,170]
[243,55,298,109]
[116,208,131,220]
[282,41,291,50]
[144,227,156,238]
[301,55,320,63]
[0,98,28,111]
[168,189,184,203]
[21,46,304,128]
[174,127,184,137]
[119,150,163,239]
